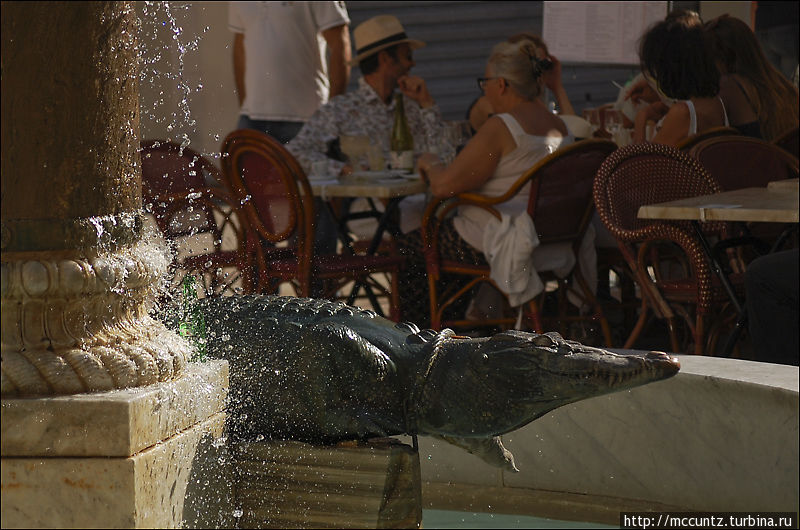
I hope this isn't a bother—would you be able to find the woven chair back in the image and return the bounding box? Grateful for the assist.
[220,129,315,248]
[594,142,723,241]
[773,126,799,159]
[526,139,618,247]
[675,126,740,151]
[689,135,798,191]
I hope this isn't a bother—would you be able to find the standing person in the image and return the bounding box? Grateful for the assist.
[287,14,452,177]
[229,1,351,144]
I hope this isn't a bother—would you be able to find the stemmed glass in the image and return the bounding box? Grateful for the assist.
[603,109,622,136]
[583,108,601,136]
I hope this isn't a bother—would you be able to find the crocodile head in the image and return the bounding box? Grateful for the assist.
[415,330,680,438]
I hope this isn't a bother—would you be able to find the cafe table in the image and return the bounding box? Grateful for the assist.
[309,171,428,308]
[637,182,799,354]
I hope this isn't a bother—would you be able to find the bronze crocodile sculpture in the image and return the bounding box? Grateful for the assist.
[190,294,680,471]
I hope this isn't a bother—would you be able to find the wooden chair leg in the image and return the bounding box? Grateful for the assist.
[693,314,705,355]
[573,267,614,347]
[666,316,682,353]
[527,298,544,333]
[624,298,650,349]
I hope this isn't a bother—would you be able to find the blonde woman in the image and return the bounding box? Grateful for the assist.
[396,38,570,327]
[467,32,574,132]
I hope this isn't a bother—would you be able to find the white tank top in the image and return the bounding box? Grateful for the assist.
[453,113,569,251]
[684,98,730,135]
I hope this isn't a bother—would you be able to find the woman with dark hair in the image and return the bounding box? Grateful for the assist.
[638,16,728,146]
[705,15,799,141]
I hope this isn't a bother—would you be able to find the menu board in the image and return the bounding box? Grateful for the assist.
[543,1,667,65]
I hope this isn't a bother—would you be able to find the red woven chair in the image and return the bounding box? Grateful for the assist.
[220,129,404,319]
[688,135,798,191]
[422,138,617,346]
[675,126,740,151]
[772,126,799,159]
[593,142,743,354]
[140,139,255,296]
[690,135,799,260]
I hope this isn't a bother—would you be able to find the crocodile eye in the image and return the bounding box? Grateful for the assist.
[532,334,555,347]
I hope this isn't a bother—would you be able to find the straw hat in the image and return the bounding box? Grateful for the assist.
[350,15,425,66]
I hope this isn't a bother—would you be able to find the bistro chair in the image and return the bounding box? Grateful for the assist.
[675,126,740,151]
[422,138,617,346]
[593,142,742,355]
[690,135,799,259]
[140,139,255,297]
[772,126,799,159]
[688,135,799,191]
[219,129,404,319]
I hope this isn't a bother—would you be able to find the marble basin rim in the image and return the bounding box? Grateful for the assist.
[404,351,799,523]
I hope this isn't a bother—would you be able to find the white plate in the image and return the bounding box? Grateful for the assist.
[307,174,335,182]
[351,170,411,179]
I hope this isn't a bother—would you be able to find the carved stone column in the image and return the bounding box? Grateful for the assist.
[1,1,190,395]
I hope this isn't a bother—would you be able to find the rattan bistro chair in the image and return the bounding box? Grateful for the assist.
[593,142,744,354]
[675,126,740,151]
[140,139,254,296]
[220,129,405,319]
[772,126,799,159]
[689,135,798,191]
[422,138,617,345]
[690,135,799,259]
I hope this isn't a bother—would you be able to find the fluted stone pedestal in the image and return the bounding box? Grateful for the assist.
[233,438,422,529]
[1,360,230,529]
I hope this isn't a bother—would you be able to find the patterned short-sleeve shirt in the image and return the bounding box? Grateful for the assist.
[287,77,454,175]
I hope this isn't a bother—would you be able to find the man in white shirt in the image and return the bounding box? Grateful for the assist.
[229,1,351,143]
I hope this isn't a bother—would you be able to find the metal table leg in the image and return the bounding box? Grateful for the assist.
[690,221,745,355]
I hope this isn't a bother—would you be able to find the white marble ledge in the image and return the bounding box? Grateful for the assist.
[611,349,798,393]
[412,353,798,513]
[1,411,232,529]
[1,360,228,458]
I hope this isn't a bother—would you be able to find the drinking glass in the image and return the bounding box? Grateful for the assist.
[339,135,370,169]
[366,142,386,171]
[603,109,623,135]
[583,108,601,135]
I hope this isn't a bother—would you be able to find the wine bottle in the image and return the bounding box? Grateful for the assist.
[390,92,414,172]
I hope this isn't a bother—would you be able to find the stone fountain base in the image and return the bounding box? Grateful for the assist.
[1,360,230,529]
[233,438,422,529]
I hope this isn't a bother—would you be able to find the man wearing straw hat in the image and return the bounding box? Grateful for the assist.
[288,14,454,177]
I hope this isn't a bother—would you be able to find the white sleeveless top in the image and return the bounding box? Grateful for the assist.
[684,98,730,135]
[453,113,570,251]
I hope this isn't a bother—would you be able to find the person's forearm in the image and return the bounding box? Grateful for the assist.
[633,101,668,143]
[324,25,351,97]
[233,34,245,107]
